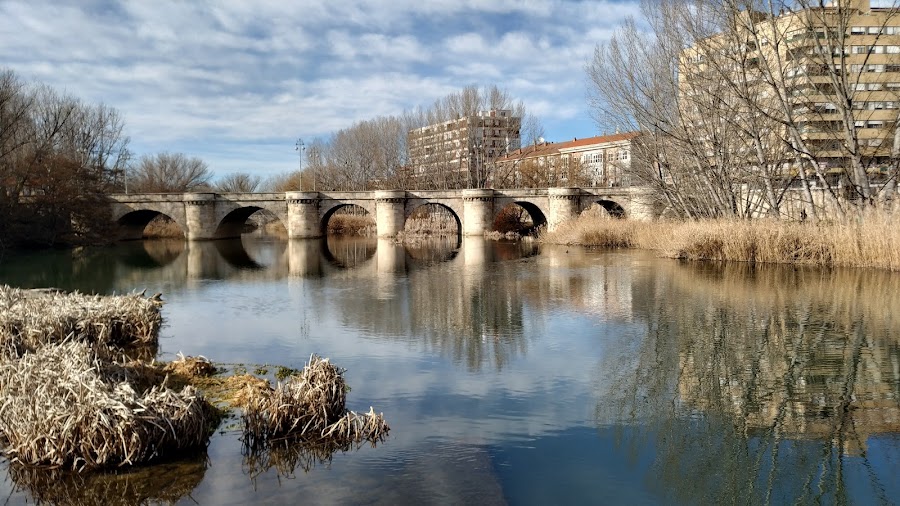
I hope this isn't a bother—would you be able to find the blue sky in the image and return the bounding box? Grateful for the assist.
[1,0,640,179]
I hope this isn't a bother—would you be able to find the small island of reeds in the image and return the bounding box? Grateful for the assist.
[0,286,389,476]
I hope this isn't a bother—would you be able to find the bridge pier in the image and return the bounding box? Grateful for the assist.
[462,189,494,236]
[375,191,406,237]
[286,192,322,239]
[548,188,581,232]
[184,193,218,240]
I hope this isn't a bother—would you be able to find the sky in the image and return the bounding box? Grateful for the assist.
[1,0,641,180]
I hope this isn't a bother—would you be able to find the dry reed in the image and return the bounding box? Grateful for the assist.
[0,340,216,471]
[0,286,163,360]
[327,214,376,236]
[541,208,900,271]
[240,355,389,451]
[0,286,388,476]
[401,213,459,238]
[142,215,184,238]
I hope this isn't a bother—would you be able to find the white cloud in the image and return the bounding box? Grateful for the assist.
[0,0,640,177]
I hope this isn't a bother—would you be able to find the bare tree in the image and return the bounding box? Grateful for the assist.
[0,69,131,247]
[215,172,262,193]
[129,152,212,193]
[263,171,303,192]
[588,0,899,220]
[521,113,546,147]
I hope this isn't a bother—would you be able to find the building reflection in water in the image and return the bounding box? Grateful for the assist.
[596,261,900,504]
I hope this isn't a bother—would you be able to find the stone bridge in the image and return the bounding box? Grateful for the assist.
[109,187,656,240]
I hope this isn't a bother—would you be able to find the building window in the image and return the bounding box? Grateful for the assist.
[851,26,866,35]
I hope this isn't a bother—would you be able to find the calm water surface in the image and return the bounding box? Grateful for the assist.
[0,236,898,505]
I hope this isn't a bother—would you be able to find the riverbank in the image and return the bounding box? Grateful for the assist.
[541,208,900,271]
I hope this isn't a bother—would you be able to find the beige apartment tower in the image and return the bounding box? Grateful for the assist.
[407,110,521,189]
[679,0,900,183]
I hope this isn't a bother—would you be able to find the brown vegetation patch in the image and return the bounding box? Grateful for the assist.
[241,355,389,449]
[142,215,184,239]
[0,286,389,477]
[327,214,376,236]
[0,286,162,360]
[164,353,217,378]
[0,341,216,471]
[541,209,900,271]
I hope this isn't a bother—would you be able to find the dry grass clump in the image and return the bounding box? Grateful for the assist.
[164,353,217,378]
[542,208,900,271]
[0,340,216,471]
[327,214,376,236]
[241,355,389,450]
[667,213,899,269]
[402,207,459,238]
[541,206,637,249]
[0,286,162,360]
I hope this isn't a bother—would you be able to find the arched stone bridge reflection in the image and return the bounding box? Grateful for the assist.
[113,236,539,282]
[109,188,656,240]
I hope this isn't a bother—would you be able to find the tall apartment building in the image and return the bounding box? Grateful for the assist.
[406,110,521,188]
[679,0,900,184]
[495,132,640,188]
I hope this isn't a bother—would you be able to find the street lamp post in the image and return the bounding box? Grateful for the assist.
[295,138,306,191]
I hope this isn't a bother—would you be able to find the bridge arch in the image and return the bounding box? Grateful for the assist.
[590,199,627,218]
[404,202,462,239]
[492,199,548,234]
[214,206,287,239]
[320,202,375,236]
[115,209,187,240]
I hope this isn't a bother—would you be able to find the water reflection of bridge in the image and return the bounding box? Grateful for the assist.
[118,236,539,281]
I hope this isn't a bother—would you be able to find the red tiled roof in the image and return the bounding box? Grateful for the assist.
[497,131,640,162]
[560,131,640,150]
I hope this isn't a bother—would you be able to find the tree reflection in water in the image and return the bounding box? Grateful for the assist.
[597,262,900,504]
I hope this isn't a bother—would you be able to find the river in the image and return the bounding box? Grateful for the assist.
[0,236,898,505]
